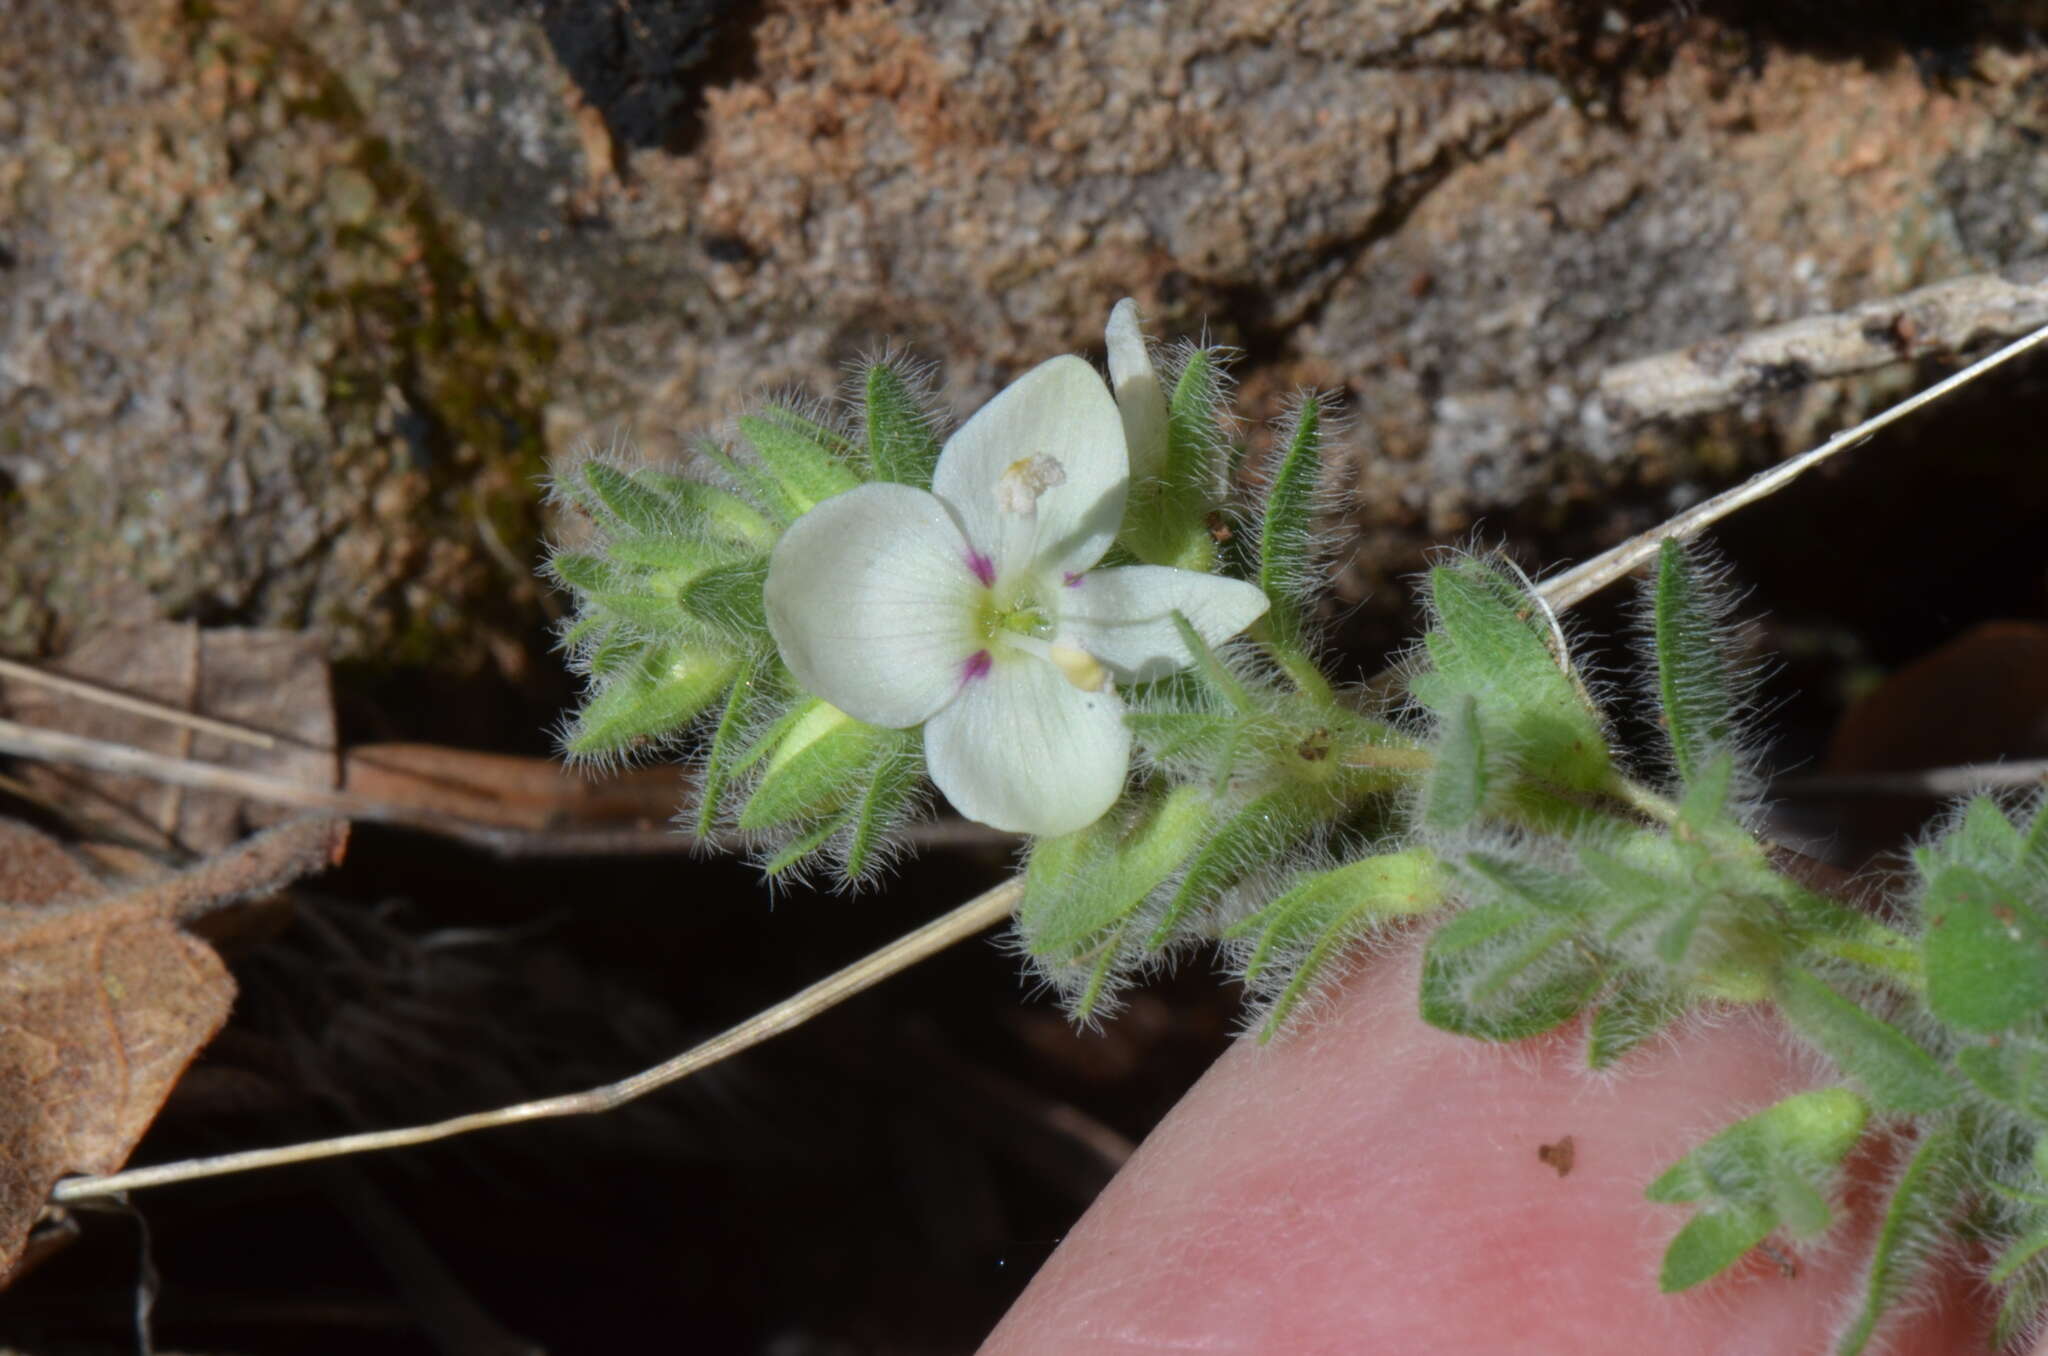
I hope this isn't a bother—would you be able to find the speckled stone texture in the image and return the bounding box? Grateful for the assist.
[4,0,2045,665]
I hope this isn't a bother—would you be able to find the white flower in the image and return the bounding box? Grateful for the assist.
[763,331,1270,836]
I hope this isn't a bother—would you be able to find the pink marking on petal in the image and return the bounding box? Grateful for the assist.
[962,650,993,682]
[966,549,997,588]
[1062,571,1086,589]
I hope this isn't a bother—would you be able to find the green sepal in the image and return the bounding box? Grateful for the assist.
[761,818,841,878]
[1836,1128,1963,1356]
[1119,347,1228,570]
[581,461,676,535]
[1651,538,1737,785]
[1255,397,1323,647]
[1022,785,1213,961]
[635,470,777,549]
[838,735,923,880]
[679,555,771,638]
[862,361,941,487]
[1166,348,1225,496]
[693,658,772,838]
[1647,1087,1868,1291]
[1126,707,1252,771]
[548,551,624,595]
[699,437,803,524]
[1020,785,1215,1019]
[602,532,737,579]
[1144,786,1322,948]
[738,700,893,831]
[1920,861,2048,1034]
[1169,611,1256,714]
[736,409,862,514]
[1418,900,1602,1042]
[1772,966,1956,1113]
[562,642,740,759]
[1230,849,1446,1038]
[1422,693,1487,832]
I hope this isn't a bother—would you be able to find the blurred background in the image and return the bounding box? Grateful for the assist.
[5,0,2048,1350]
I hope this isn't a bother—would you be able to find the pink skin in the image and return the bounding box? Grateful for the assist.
[982,941,1993,1355]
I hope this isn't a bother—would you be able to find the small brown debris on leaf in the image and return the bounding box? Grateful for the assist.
[0,816,348,1282]
[1537,1134,1575,1177]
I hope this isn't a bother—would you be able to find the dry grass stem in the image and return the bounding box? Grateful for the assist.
[1776,759,2048,800]
[1541,320,2048,613]
[51,876,1024,1202]
[0,656,283,750]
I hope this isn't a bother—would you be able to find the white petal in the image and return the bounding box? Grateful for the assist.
[923,654,1130,835]
[1106,298,1168,485]
[764,482,984,728]
[931,355,1128,581]
[1058,566,1271,683]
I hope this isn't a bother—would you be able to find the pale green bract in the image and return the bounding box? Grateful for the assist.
[762,347,1268,836]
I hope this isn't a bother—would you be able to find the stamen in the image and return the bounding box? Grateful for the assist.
[1006,634,1108,692]
[995,454,1067,516]
[1049,643,1107,692]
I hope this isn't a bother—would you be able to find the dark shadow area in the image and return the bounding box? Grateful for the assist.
[4,824,1231,1353]
[536,0,767,155]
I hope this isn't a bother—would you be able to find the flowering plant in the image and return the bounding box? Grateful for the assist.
[545,305,2048,1353]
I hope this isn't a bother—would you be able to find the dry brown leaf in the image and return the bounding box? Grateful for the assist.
[0,816,349,1281]
[0,624,337,853]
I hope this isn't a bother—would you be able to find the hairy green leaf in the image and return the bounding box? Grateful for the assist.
[1586,981,1683,1070]
[1921,861,2048,1034]
[1647,1088,1867,1290]
[1423,693,1487,832]
[1659,1204,1778,1293]
[1652,538,1737,785]
[1255,398,1323,646]
[1418,901,1600,1042]
[1956,1041,2048,1122]
[1774,966,1956,1113]
[1837,1128,1963,1356]
[1412,559,1610,806]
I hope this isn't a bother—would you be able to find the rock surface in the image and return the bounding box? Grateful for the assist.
[4,0,2047,669]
